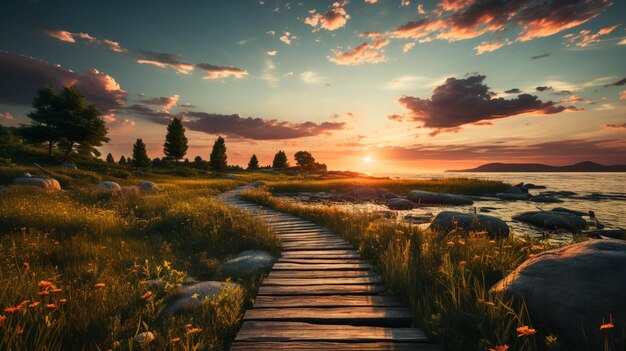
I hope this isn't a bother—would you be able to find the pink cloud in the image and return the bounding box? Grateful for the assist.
[195,64,248,80]
[42,29,75,43]
[563,24,621,47]
[328,38,389,65]
[0,112,15,122]
[139,94,180,112]
[305,3,350,31]
[473,39,511,55]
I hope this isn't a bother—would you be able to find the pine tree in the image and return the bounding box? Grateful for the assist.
[132,138,151,168]
[20,86,61,157]
[163,117,188,163]
[106,153,115,163]
[209,136,228,172]
[272,150,289,169]
[248,154,259,170]
[119,155,127,165]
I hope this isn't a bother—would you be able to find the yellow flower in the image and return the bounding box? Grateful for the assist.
[94,283,106,288]
[170,337,182,343]
[185,327,202,336]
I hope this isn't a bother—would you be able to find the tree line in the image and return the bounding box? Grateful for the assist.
[11,85,326,172]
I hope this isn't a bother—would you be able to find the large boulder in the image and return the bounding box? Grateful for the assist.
[344,186,397,201]
[513,210,587,232]
[12,176,61,191]
[219,250,276,279]
[387,198,416,210]
[162,281,242,315]
[407,190,473,205]
[530,195,563,203]
[96,181,121,192]
[495,192,531,200]
[138,181,160,193]
[429,211,509,238]
[491,240,626,347]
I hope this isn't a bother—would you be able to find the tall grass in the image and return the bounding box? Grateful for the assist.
[240,188,577,351]
[0,182,279,350]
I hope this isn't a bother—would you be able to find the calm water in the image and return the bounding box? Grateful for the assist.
[292,173,626,241]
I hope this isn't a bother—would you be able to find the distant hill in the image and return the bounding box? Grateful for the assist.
[446,161,626,173]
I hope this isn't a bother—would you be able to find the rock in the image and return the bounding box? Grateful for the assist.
[137,170,145,176]
[429,211,509,238]
[585,229,625,240]
[252,181,266,188]
[219,250,276,279]
[551,207,587,217]
[403,213,433,224]
[530,195,563,203]
[495,192,531,200]
[163,281,242,315]
[134,331,155,345]
[523,183,546,190]
[22,172,31,178]
[387,198,416,210]
[407,190,473,205]
[344,187,397,201]
[12,176,61,191]
[491,240,626,347]
[223,174,238,180]
[96,181,121,192]
[59,161,77,170]
[138,181,160,193]
[503,183,529,194]
[513,211,587,232]
[540,190,577,197]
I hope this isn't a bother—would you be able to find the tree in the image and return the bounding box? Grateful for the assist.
[248,154,259,170]
[209,136,228,172]
[272,150,289,169]
[119,155,127,165]
[294,151,315,168]
[106,153,115,163]
[163,117,188,162]
[20,86,61,157]
[193,156,206,169]
[132,138,151,168]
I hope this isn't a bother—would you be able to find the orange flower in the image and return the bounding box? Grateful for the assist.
[38,281,53,288]
[0,315,6,325]
[170,337,182,343]
[23,262,30,269]
[185,327,202,336]
[600,315,614,331]
[517,326,537,337]
[139,281,149,286]
[489,346,509,351]
[94,283,106,288]
[15,327,24,335]
[37,291,50,296]
[50,288,63,294]
[3,307,21,314]
[29,302,40,308]
[46,304,57,310]
[59,299,67,304]
[140,291,153,300]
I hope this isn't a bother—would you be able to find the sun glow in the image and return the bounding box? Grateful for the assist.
[364,155,372,163]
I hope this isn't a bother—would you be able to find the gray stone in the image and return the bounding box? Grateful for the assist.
[134,331,155,345]
[344,187,398,201]
[491,240,626,347]
[530,195,563,203]
[407,190,473,205]
[523,183,546,190]
[403,213,433,224]
[551,207,587,217]
[495,192,531,200]
[503,183,529,194]
[585,229,625,240]
[429,211,509,238]
[513,210,587,232]
[387,198,416,210]
[22,172,32,178]
[138,181,160,193]
[219,250,276,278]
[252,181,266,187]
[12,176,61,191]
[96,181,121,192]
[163,281,242,315]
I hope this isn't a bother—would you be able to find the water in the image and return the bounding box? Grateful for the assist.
[286,173,626,241]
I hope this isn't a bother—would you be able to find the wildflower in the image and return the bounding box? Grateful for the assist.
[59,299,67,304]
[23,262,30,269]
[517,326,537,337]
[38,281,53,288]
[185,327,202,336]
[94,283,106,288]
[459,261,467,265]
[51,288,62,294]
[46,304,57,310]
[0,315,6,325]
[38,291,50,296]
[446,241,455,246]
[139,281,149,286]
[170,337,182,343]
[489,346,509,351]
[140,291,153,300]
[600,315,614,330]
[15,327,24,335]
[4,307,21,314]
[29,302,40,308]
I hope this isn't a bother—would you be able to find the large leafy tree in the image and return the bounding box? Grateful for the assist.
[163,117,188,162]
[272,150,289,169]
[294,151,315,168]
[209,136,227,172]
[247,154,259,170]
[132,138,151,168]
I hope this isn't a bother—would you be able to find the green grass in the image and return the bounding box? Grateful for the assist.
[239,188,601,351]
[0,181,280,350]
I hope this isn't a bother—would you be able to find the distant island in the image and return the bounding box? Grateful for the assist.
[446,161,626,172]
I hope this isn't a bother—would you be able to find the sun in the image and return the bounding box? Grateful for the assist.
[364,155,372,163]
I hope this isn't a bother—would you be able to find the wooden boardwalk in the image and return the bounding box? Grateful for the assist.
[224,187,441,350]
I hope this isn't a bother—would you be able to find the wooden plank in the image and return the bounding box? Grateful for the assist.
[281,250,360,256]
[272,262,371,271]
[258,284,385,295]
[262,277,383,285]
[253,295,403,308]
[280,239,349,245]
[243,307,412,327]
[282,244,354,251]
[234,322,428,342]
[281,253,361,259]
[277,258,365,265]
[268,270,375,279]
[275,228,330,233]
[278,235,339,240]
[230,341,443,350]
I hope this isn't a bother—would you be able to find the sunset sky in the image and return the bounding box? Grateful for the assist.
[1,0,625,172]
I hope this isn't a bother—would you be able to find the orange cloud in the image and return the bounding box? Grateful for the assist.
[473,39,512,55]
[305,3,350,31]
[563,24,621,47]
[195,64,248,80]
[328,38,389,65]
[42,29,75,43]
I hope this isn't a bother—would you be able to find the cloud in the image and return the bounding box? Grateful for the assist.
[195,63,248,79]
[605,123,626,130]
[43,29,127,53]
[305,3,350,31]
[474,39,511,55]
[531,53,550,60]
[504,88,522,94]
[328,38,389,65]
[0,112,15,122]
[383,76,427,90]
[299,71,325,84]
[403,42,416,53]
[536,86,552,92]
[439,0,476,11]
[178,102,195,108]
[262,60,279,87]
[389,74,575,134]
[563,24,621,47]
[401,0,410,7]
[279,32,296,45]
[621,90,626,100]
[0,51,127,118]
[604,78,626,87]
[134,50,194,74]
[365,0,378,3]
[266,50,277,56]
[139,94,180,112]
[42,29,75,43]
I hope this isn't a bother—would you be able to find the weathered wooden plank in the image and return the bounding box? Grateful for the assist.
[275,228,330,234]
[281,244,354,251]
[276,258,365,265]
[230,341,443,350]
[253,295,403,308]
[243,307,412,327]
[280,253,361,259]
[258,284,385,295]
[280,239,349,245]
[262,277,383,285]
[278,235,339,240]
[234,322,428,342]
[268,270,375,279]
[281,250,360,256]
[272,262,371,271]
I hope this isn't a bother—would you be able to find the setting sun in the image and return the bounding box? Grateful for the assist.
[364,156,372,163]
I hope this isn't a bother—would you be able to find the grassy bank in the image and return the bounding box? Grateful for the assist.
[264,177,510,195]
[240,188,584,351]
[0,180,280,350]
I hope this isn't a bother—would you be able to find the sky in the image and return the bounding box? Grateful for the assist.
[0,0,625,173]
